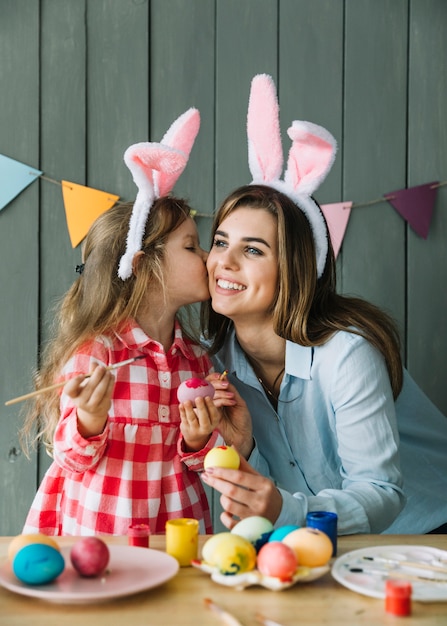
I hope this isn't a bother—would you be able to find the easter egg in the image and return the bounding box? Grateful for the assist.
[282,527,333,567]
[268,524,300,543]
[13,543,65,585]
[231,516,274,551]
[70,537,110,577]
[8,533,60,562]
[177,377,215,405]
[204,445,240,470]
[201,532,256,575]
[257,542,298,581]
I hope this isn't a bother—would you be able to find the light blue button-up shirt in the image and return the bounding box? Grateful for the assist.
[213,327,447,534]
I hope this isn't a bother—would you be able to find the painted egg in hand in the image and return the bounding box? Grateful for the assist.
[177,377,215,405]
[204,445,240,470]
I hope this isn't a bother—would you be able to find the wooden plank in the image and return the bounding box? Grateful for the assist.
[87,0,149,200]
[38,0,89,481]
[150,0,215,247]
[0,0,40,535]
[342,0,408,336]
[279,0,344,225]
[407,0,447,413]
[215,0,278,205]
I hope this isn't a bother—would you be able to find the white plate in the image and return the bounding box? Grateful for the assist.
[331,545,447,602]
[192,559,329,591]
[0,545,179,604]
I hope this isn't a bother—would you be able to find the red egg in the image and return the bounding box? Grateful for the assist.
[70,537,110,578]
[177,377,215,405]
[257,542,298,581]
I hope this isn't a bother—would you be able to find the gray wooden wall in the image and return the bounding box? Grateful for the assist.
[1,0,446,535]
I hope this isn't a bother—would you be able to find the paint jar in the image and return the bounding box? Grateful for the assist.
[165,518,199,566]
[128,523,150,548]
[385,579,412,616]
[306,511,338,556]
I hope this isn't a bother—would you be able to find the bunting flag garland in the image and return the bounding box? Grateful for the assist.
[384,181,438,239]
[0,154,42,211]
[61,180,120,248]
[321,202,353,259]
[0,152,444,253]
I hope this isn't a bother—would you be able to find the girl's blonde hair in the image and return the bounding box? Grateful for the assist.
[202,184,403,398]
[21,197,192,454]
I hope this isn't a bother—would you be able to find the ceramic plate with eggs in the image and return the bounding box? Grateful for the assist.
[192,516,331,591]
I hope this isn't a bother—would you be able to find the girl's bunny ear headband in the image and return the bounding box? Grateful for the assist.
[247,74,337,278]
[118,107,200,280]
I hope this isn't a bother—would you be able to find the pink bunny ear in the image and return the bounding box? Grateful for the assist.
[155,108,200,196]
[117,108,200,281]
[284,121,337,195]
[247,74,283,183]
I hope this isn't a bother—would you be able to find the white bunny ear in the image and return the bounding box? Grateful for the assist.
[284,121,337,195]
[282,121,337,278]
[247,74,283,183]
[117,143,187,280]
[156,107,200,196]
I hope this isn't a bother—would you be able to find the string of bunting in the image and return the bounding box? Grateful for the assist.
[0,153,444,257]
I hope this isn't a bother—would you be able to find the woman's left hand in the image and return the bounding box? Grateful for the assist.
[201,454,283,529]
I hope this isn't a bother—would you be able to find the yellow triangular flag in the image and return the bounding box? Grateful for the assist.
[61,180,120,247]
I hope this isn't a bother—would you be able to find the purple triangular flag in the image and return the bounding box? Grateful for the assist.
[384,182,438,239]
[0,154,42,211]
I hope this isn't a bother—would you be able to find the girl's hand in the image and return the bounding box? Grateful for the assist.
[201,454,282,529]
[64,362,114,438]
[207,373,254,458]
[179,395,221,452]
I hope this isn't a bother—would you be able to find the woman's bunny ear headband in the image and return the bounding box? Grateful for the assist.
[118,107,200,280]
[247,74,337,278]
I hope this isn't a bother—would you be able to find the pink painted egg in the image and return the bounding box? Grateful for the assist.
[256,541,298,581]
[177,377,215,405]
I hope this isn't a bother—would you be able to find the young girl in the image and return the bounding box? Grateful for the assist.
[202,75,447,535]
[22,109,228,535]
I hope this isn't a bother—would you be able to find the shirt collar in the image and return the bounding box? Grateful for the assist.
[222,326,313,381]
[114,318,197,360]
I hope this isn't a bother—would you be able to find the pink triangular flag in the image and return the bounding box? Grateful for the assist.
[61,180,119,247]
[384,182,438,239]
[321,201,353,258]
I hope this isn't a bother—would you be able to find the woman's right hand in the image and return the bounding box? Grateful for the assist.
[202,454,283,529]
[64,362,114,438]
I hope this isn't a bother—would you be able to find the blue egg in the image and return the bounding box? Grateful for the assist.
[13,543,65,585]
[268,524,300,542]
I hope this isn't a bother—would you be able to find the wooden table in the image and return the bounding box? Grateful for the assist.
[1,534,447,626]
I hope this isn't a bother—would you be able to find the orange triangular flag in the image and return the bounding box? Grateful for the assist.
[321,201,353,258]
[61,180,120,247]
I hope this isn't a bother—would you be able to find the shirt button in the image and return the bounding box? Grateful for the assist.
[289,461,296,467]
[159,406,169,419]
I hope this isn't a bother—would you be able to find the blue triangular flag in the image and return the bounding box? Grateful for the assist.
[0,154,42,211]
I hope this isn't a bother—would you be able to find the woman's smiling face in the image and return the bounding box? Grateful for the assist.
[206,207,279,323]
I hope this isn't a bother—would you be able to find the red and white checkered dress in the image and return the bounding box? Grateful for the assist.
[23,319,221,536]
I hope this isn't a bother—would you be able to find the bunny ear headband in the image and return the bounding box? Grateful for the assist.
[118,107,200,280]
[247,74,337,278]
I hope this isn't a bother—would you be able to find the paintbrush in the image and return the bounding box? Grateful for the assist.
[362,555,447,575]
[255,614,286,626]
[219,370,228,380]
[204,598,244,626]
[348,566,447,584]
[4,355,146,406]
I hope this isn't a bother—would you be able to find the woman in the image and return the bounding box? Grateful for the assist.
[201,75,447,535]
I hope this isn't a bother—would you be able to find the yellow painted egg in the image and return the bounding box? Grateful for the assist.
[201,532,256,575]
[204,445,240,470]
[8,533,60,562]
[282,527,333,567]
